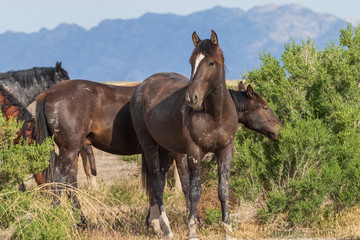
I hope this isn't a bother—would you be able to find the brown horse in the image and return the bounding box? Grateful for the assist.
[35,79,155,226]
[130,30,239,239]
[172,81,282,219]
[79,80,281,206]
[35,77,281,232]
[0,84,95,189]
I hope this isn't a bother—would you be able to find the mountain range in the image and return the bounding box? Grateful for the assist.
[0,4,348,81]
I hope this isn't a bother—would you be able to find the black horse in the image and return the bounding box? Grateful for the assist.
[0,62,69,106]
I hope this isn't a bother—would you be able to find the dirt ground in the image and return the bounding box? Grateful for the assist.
[26,148,140,188]
[77,148,139,186]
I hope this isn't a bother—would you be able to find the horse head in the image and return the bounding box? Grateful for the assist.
[185,30,225,110]
[54,61,70,83]
[235,82,282,141]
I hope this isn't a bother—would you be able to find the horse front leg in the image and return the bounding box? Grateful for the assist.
[187,147,203,240]
[216,143,235,240]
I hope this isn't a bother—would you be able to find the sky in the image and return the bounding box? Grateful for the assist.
[0,0,359,34]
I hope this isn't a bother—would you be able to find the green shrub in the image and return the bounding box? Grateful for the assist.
[231,23,360,226]
[0,114,53,189]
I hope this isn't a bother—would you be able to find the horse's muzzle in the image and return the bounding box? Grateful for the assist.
[185,93,202,110]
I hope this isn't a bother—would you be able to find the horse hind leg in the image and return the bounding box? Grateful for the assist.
[55,147,88,227]
[141,138,174,239]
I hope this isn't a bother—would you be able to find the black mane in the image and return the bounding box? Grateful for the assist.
[0,85,35,140]
[0,67,58,89]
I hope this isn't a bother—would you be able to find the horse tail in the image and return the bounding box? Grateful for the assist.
[35,92,56,183]
[141,153,151,197]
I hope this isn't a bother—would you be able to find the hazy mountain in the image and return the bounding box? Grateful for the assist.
[0,4,348,81]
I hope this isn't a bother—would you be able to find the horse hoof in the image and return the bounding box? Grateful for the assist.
[165,233,174,239]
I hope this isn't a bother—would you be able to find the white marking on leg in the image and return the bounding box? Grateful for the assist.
[159,208,174,239]
[188,216,199,240]
[192,53,205,77]
[149,205,162,237]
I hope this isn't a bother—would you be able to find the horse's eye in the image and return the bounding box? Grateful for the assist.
[209,61,215,66]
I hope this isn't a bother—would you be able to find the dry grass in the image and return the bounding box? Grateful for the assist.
[5,153,360,240]
[3,177,360,240]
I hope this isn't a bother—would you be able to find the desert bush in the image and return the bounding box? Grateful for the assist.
[0,114,53,189]
[231,23,360,227]
[0,112,58,238]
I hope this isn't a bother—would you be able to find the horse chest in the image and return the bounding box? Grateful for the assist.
[188,114,234,151]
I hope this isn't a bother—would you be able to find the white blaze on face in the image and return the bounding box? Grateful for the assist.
[192,53,205,77]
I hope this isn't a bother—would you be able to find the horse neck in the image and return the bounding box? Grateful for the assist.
[204,69,228,122]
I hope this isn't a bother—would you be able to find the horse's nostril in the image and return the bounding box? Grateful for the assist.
[185,94,192,104]
[193,94,198,101]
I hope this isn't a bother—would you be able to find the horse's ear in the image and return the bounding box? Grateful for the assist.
[210,30,218,46]
[56,61,62,71]
[238,81,246,91]
[192,31,201,46]
[246,84,254,98]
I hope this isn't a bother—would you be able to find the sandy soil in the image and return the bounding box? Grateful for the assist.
[77,149,140,187]
[25,148,140,188]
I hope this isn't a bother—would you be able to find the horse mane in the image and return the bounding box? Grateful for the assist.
[189,39,225,67]
[228,89,268,112]
[0,67,58,89]
[0,85,35,140]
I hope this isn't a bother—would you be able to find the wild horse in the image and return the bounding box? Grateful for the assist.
[35,77,281,232]
[0,62,69,107]
[79,80,281,203]
[35,79,154,225]
[129,30,282,239]
[171,80,282,221]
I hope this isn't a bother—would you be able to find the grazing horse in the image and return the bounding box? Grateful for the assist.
[0,62,70,107]
[130,30,239,239]
[0,85,49,185]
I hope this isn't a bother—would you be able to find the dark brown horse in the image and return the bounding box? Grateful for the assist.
[77,80,281,210]
[35,79,148,225]
[35,77,281,232]
[130,30,239,239]
[172,81,282,220]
